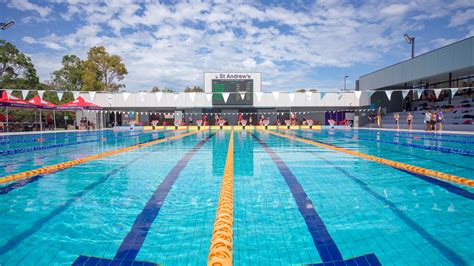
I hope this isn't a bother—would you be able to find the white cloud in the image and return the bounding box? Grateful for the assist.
[7,0,52,17]
[449,9,474,27]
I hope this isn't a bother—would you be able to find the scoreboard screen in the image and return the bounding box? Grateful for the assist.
[212,79,253,105]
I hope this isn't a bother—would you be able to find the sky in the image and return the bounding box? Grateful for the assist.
[1,0,473,92]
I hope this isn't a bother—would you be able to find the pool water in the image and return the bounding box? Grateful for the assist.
[0,128,473,265]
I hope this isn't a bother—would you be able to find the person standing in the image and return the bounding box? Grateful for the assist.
[407,112,413,130]
[436,108,444,131]
[377,107,382,128]
[431,111,438,131]
[394,113,400,130]
[424,111,432,131]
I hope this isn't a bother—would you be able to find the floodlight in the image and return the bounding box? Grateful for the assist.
[0,21,15,30]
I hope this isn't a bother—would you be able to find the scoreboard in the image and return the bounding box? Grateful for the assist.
[205,72,261,106]
[211,79,253,105]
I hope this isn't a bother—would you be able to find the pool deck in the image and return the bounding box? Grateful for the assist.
[0,129,111,136]
[357,127,474,135]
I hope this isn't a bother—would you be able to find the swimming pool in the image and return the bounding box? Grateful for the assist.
[0,128,473,265]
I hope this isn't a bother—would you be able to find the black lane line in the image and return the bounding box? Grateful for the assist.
[252,133,380,266]
[73,133,215,265]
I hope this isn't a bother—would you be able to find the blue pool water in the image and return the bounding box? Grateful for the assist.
[0,128,473,265]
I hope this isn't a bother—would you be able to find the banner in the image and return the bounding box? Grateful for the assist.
[189,92,196,102]
[155,92,163,102]
[72,91,80,100]
[123,92,130,102]
[354,91,362,100]
[401,90,409,99]
[272,91,279,100]
[21,90,29,99]
[450,87,459,97]
[89,91,96,101]
[222,92,230,103]
[206,93,213,102]
[57,91,64,101]
[239,91,246,100]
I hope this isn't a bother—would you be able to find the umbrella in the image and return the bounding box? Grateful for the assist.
[0,91,37,132]
[58,96,103,129]
[28,96,57,131]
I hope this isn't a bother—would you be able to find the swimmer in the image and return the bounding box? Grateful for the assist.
[407,112,413,130]
[394,113,400,130]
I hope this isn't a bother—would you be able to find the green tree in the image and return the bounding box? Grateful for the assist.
[184,86,204,92]
[150,86,175,92]
[82,46,127,92]
[150,86,161,92]
[51,55,84,91]
[0,39,39,89]
[296,89,306,92]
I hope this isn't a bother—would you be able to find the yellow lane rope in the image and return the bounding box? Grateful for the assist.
[208,130,234,266]
[261,129,474,187]
[0,130,199,185]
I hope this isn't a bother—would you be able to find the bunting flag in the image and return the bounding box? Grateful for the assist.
[288,93,295,102]
[21,90,29,99]
[57,91,64,101]
[433,89,442,99]
[450,87,459,97]
[305,91,312,98]
[272,91,279,100]
[354,91,362,100]
[5,89,13,98]
[123,92,130,102]
[255,92,263,102]
[206,93,213,102]
[367,90,375,98]
[173,93,179,101]
[385,90,393,100]
[139,92,146,102]
[155,92,163,102]
[401,90,410,99]
[189,92,196,102]
[107,93,113,104]
[38,90,45,99]
[239,91,246,100]
[337,92,343,100]
[222,92,230,103]
[416,88,424,98]
[320,92,326,99]
[89,91,96,101]
[72,91,80,100]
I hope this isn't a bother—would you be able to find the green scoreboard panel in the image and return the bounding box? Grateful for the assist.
[212,79,253,105]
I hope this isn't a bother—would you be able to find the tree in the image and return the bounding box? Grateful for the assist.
[51,55,84,91]
[82,46,127,92]
[150,86,175,92]
[296,89,306,92]
[184,86,204,92]
[0,39,39,89]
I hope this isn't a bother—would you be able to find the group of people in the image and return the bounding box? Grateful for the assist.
[370,108,444,131]
[79,117,95,130]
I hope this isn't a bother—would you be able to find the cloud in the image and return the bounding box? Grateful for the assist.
[449,9,474,27]
[7,0,52,17]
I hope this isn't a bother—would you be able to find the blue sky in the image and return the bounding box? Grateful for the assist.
[1,0,473,92]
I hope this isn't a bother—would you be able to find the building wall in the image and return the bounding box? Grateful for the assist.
[359,37,474,90]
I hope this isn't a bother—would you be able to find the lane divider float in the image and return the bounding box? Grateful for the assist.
[208,130,234,266]
[0,130,197,185]
[262,130,474,187]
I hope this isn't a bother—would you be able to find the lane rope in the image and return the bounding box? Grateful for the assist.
[208,130,234,266]
[261,129,474,187]
[0,130,198,185]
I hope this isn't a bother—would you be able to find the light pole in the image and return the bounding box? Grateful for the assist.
[404,33,415,59]
[344,75,349,91]
[0,21,15,30]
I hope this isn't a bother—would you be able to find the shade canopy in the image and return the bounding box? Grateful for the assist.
[58,96,102,110]
[0,91,38,108]
[27,95,57,109]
